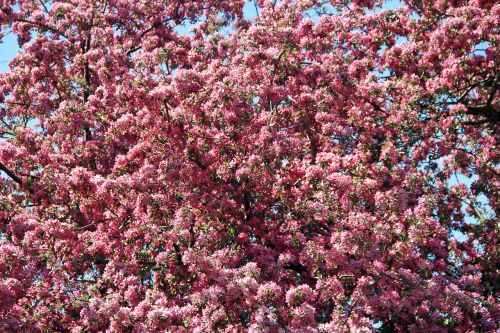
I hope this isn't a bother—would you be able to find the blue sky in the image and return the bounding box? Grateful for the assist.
[0,32,18,72]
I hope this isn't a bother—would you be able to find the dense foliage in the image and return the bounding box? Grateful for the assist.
[0,0,498,331]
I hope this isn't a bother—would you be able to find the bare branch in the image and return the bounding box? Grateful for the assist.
[0,161,23,186]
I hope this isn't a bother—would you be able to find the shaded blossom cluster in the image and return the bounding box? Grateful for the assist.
[0,0,498,332]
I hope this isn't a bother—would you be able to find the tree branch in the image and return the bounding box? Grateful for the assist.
[0,161,23,186]
[14,18,67,39]
[283,262,308,273]
[466,104,499,124]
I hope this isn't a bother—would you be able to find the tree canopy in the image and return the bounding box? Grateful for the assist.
[0,0,498,331]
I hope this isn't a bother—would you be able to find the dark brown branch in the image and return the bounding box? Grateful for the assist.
[173,243,186,267]
[14,18,67,39]
[243,190,252,223]
[368,101,388,115]
[163,101,172,132]
[81,33,97,170]
[318,300,334,323]
[0,161,23,186]
[306,128,318,164]
[487,79,498,106]
[126,8,181,56]
[189,155,207,170]
[463,119,492,126]
[283,262,308,273]
[467,104,499,124]
[271,48,286,78]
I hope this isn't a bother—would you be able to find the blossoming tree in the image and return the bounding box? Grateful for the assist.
[0,0,498,331]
